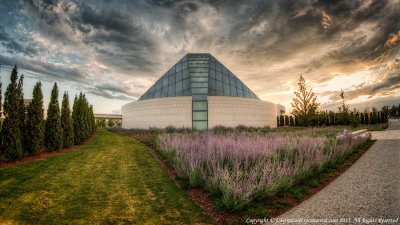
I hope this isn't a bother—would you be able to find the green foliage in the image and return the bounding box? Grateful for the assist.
[116,121,122,127]
[107,119,115,127]
[25,82,44,155]
[0,130,213,224]
[44,83,63,151]
[96,119,106,128]
[370,108,378,125]
[279,115,284,126]
[289,116,294,126]
[72,93,93,144]
[1,66,23,160]
[61,92,74,148]
[291,75,320,126]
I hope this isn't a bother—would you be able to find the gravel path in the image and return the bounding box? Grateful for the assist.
[275,125,400,224]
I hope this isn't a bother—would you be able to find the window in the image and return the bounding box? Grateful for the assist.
[209,69,216,79]
[168,74,176,85]
[168,83,176,96]
[223,83,230,95]
[162,77,168,87]
[230,86,237,97]
[193,101,207,110]
[176,63,182,72]
[209,78,216,89]
[192,88,208,94]
[161,87,168,97]
[216,71,222,81]
[191,83,208,88]
[191,77,208,83]
[176,80,183,92]
[223,74,229,84]
[193,111,207,120]
[216,80,223,92]
[176,71,183,81]
[193,121,207,130]
[183,78,190,90]
[183,69,189,79]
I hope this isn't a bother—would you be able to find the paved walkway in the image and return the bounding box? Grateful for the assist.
[276,125,400,224]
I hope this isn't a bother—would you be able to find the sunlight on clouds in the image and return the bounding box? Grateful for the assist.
[385,30,400,47]
[346,95,378,104]
[321,11,332,29]
[313,70,377,93]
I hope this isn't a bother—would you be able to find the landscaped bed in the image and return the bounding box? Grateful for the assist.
[111,125,376,224]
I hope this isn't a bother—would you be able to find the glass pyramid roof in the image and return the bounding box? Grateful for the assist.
[138,53,259,101]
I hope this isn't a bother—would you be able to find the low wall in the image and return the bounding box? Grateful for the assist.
[121,96,192,129]
[208,96,277,128]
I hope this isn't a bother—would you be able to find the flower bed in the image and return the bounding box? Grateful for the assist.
[156,130,370,210]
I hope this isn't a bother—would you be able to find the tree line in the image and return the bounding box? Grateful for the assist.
[281,75,400,127]
[0,66,95,160]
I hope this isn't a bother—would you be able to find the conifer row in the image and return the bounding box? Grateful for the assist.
[0,66,95,160]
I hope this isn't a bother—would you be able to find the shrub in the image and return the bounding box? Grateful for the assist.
[156,130,370,210]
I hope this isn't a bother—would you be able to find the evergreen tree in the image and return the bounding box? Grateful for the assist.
[289,116,294,127]
[44,83,63,151]
[276,116,279,127]
[370,108,378,125]
[279,115,284,126]
[1,66,23,159]
[89,105,95,134]
[26,82,44,155]
[291,75,319,126]
[61,92,74,148]
[284,115,289,126]
[17,75,28,155]
[73,94,84,144]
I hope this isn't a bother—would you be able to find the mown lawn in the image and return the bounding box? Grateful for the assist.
[0,129,213,225]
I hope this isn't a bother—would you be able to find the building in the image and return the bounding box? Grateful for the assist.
[122,53,277,130]
[94,114,122,125]
[276,104,286,116]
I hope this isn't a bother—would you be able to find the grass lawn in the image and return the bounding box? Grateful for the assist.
[0,129,213,225]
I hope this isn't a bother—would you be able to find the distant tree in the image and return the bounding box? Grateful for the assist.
[107,119,115,127]
[289,116,294,127]
[96,119,106,128]
[89,105,95,133]
[44,83,63,151]
[284,115,289,126]
[276,116,279,127]
[370,108,378,125]
[25,82,44,155]
[1,66,23,159]
[61,92,74,148]
[350,109,360,128]
[279,115,284,126]
[336,90,350,125]
[291,75,319,126]
[116,121,122,127]
[72,95,84,144]
[389,105,397,117]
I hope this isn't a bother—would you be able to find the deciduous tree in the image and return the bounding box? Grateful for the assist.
[291,75,319,126]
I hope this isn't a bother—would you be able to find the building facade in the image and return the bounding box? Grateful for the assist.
[122,53,277,130]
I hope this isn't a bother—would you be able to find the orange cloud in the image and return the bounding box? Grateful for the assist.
[322,11,332,29]
[385,30,400,47]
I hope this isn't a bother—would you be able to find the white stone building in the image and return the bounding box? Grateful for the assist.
[122,53,277,130]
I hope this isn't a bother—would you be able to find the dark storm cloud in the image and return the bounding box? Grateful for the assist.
[1,0,399,106]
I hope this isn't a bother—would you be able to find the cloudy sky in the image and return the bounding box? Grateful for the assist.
[0,0,399,114]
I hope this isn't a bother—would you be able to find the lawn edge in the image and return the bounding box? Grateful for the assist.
[0,132,97,169]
